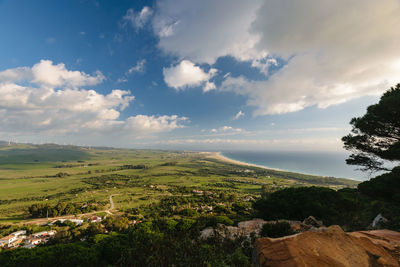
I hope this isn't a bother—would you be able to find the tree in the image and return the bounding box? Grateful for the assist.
[342,83,400,172]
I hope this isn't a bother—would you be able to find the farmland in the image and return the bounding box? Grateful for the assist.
[0,143,358,223]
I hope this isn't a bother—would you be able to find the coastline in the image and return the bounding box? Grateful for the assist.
[202,151,284,172]
[201,151,360,180]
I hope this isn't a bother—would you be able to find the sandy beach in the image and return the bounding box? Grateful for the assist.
[202,151,284,171]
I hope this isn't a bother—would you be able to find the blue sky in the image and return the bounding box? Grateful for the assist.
[0,0,399,151]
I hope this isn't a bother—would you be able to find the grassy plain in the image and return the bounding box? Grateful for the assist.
[0,144,358,223]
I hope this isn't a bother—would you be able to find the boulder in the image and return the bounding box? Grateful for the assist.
[302,216,324,228]
[200,219,267,240]
[255,225,400,267]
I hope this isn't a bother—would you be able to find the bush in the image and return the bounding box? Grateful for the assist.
[215,216,234,226]
[253,186,360,226]
[358,167,400,202]
[260,221,293,238]
[180,208,197,217]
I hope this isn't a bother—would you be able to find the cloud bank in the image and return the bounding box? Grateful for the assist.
[153,0,400,115]
[0,60,186,138]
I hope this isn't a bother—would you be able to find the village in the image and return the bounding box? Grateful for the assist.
[0,216,102,250]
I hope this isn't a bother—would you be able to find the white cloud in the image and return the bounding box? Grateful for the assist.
[0,60,105,88]
[163,60,217,90]
[203,81,216,92]
[235,0,400,115]
[152,0,265,64]
[234,110,244,120]
[0,60,186,138]
[137,137,342,151]
[153,0,400,115]
[32,60,105,88]
[117,59,147,83]
[125,115,187,134]
[117,77,128,83]
[123,6,153,30]
[210,126,243,133]
[128,59,146,74]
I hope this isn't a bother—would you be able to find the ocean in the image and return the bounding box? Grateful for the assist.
[221,150,372,181]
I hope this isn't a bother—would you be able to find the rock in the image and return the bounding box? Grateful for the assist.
[237,219,267,237]
[201,218,323,241]
[287,220,311,233]
[302,216,324,228]
[349,229,400,252]
[255,225,400,267]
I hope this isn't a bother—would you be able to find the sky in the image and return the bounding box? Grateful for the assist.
[0,0,399,152]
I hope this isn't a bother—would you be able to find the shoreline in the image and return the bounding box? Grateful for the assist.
[202,151,284,172]
[201,151,358,180]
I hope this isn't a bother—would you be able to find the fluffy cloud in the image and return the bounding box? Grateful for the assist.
[0,60,186,138]
[163,60,217,91]
[241,0,400,115]
[153,0,265,64]
[125,115,187,133]
[203,81,216,92]
[153,0,400,115]
[210,126,243,133]
[122,6,153,30]
[0,59,105,88]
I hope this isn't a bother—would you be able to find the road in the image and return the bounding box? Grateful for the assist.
[106,194,116,215]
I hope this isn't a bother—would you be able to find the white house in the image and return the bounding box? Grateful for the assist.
[11,230,27,236]
[0,235,17,246]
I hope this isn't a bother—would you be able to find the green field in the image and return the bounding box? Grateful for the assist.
[0,143,358,223]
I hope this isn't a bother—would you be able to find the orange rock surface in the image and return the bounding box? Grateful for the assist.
[255,225,400,267]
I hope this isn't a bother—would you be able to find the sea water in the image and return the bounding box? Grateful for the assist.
[221,150,372,181]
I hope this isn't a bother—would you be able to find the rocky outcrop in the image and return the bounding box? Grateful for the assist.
[255,225,400,267]
[302,215,324,228]
[200,219,268,240]
[200,218,324,240]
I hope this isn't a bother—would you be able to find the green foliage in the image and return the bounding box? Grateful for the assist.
[0,218,254,267]
[254,186,361,227]
[161,161,178,166]
[342,83,400,171]
[0,243,98,267]
[179,208,197,217]
[358,166,400,202]
[215,216,234,226]
[28,202,98,218]
[103,216,129,232]
[260,221,294,238]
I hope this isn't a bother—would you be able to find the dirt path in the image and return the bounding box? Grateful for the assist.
[105,194,117,215]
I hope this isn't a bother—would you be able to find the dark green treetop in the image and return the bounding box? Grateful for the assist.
[342,83,400,172]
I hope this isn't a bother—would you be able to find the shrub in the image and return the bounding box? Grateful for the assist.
[260,221,293,238]
[180,208,197,217]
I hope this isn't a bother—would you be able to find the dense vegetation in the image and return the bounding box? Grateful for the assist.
[0,217,253,267]
[28,202,103,218]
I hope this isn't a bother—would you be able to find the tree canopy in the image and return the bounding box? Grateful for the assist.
[342,83,400,172]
